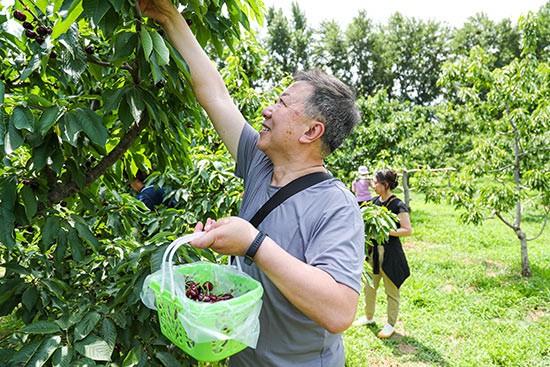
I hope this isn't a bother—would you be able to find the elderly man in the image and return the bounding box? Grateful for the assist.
[139,1,365,366]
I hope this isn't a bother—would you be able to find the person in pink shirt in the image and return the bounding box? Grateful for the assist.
[351,166,373,206]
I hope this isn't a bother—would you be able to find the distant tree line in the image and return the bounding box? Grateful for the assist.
[260,1,550,106]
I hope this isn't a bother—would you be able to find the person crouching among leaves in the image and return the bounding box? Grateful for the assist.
[130,169,178,210]
[353,169,412,338]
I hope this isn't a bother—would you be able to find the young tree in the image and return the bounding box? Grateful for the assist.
[436,14,550,277]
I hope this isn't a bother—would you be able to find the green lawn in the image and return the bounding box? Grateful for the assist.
[344,192,550,367]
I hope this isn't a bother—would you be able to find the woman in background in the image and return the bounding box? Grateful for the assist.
[353,169,412,339]
[351,165,373,206]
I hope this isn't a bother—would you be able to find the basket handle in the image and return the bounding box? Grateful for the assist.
[228,256,242,272]
[161,232,205,299]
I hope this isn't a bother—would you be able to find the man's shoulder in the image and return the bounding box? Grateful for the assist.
[303,178,361,216]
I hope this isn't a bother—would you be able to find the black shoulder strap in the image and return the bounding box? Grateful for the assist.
[250,171,333,228]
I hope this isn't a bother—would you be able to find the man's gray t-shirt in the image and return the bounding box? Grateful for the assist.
[229,124,365,367]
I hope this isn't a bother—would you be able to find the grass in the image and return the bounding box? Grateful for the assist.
[344,191,550,367]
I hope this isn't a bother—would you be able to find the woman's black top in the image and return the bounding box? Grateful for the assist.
[370,195,410,288]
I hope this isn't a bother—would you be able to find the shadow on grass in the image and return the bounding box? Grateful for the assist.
[473,262,550,296]
[364,324,451,366]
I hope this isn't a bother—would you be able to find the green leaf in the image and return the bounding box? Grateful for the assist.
[26,93,54,109]
[102,87,126,114]
[127,89,144,122]
[74,335,113,361]
[20,53,41,82]
[0,262,29,275]
[155,352,181,367]
[114,32,137,60]
[151,31,170,66]
[67,159,86,189]
[21,184,38,220]
[59,25,87,82]
[32,143,49,171]
[0,80,4,104]
[101,318,116,347]
[108,0,124,12]
[35,0,49,14]
[141,28,153,62]
[10,340,42,364]
[41,279,66,299]
[82,0,110,25]
[60,112,82,147]
[5,117,23,154]
[52,345,73,367]
[21,321,61,334]
[22,286,39,311]
[50,148,64,174]
[71,357,97,366]
[149,52,162,84]
[42,215,61,248]
[51,0,84,40]
[68,225,85,261]
[13,106,34,131]
[117,96,134,130]
[74,311,101,341]
[75,222,99,253]
[122,346,141,367]
[27,335,61,366]
[38,107,63,136]
[75,108,107,148]
[0,207,15,251]
[1,177,16,210]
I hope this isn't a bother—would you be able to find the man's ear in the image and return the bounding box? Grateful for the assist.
[299,120,324,144]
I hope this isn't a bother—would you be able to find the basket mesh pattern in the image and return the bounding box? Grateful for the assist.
[152,262,263,362]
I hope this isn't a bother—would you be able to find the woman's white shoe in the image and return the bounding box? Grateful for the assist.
[352,316,375,326]
[377,323,395,338]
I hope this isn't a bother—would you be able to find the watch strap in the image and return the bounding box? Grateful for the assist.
[244,231,267,265]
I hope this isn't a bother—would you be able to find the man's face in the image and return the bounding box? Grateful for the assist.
[258,81,315,158]
[130,178,143,192]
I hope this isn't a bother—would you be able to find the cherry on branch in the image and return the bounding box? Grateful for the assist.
[13,10,26,21]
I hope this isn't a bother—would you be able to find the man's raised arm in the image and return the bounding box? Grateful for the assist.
[139,0,245,159]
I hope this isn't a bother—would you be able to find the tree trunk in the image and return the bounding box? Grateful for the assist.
[517,230,531,277]
[402,169,410,210]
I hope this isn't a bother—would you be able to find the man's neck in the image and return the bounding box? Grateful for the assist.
[270,161,327,187]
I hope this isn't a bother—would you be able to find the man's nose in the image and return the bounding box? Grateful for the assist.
[262,105,273,119]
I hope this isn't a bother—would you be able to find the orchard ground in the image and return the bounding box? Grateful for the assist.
[1,191,549,366]
[345,190,550,367]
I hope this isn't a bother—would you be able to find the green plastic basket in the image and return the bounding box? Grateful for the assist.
[149,246,263,362]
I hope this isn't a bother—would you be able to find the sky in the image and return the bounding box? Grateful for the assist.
[262,0,549,28]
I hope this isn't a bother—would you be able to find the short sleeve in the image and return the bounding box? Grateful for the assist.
[390,198,409,215]
[235,123,260,180]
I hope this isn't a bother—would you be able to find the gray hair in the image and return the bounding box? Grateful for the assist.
[293,70,361,156]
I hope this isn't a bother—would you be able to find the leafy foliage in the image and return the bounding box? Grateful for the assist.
[0,0,265,365]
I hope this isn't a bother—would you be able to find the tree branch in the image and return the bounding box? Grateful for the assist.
[45,116,149,206]
[518,146,550,160]
[493,209,517,231]
[86,56,114,68]
[527,207,550,241]
[489,163,514,173]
